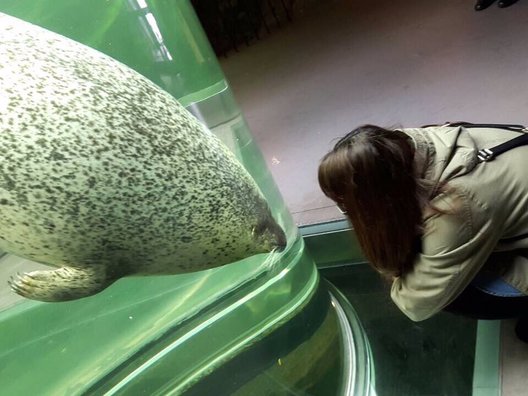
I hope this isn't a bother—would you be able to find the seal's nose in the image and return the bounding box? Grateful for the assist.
[254,214,287,252]
[264,218,286,252]
[274,226,287,251]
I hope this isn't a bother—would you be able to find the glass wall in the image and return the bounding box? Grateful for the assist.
[0,1,370,394]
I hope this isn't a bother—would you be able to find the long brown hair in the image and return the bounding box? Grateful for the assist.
[318,125,424,279]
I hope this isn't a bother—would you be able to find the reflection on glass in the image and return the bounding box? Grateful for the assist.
[135,0,148,9]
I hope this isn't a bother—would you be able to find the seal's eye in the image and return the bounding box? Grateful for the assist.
[252,221,267,236]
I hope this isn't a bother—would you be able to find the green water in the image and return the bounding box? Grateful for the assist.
[0,1,356,395]
[0,0,225,105]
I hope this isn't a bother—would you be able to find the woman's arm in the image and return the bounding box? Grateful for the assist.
[390,191,502,321]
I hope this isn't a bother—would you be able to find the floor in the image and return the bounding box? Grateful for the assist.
[324,264,477,396]
[501,320,528,396]
[220,0,528,226]
[219,0,528,394]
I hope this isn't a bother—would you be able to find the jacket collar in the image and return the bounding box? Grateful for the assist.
[402,126,479,199]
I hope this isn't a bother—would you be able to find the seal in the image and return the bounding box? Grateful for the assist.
[0,13,287,302]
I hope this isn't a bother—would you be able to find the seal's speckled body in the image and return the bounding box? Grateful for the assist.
[0,14,286,302]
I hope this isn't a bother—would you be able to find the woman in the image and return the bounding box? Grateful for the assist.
[318,123,528,340]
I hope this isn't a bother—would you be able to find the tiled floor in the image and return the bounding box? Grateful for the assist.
[219,0,528,394]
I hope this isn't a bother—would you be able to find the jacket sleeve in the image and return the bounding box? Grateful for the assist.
[390,191,502,321]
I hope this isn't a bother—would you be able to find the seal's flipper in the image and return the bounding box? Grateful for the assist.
[8,266,113,302]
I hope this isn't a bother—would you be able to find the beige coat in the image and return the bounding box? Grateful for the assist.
[391,125,528,321]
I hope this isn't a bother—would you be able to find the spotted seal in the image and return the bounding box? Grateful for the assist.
[0,13,286,302]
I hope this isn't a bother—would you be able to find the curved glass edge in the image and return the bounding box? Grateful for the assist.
[327,281,377,396]
[84,238,318,394]
[180,273,344,396]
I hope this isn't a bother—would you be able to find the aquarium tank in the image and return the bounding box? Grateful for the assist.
[0,1,374,394]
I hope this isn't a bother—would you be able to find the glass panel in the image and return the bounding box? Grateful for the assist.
[0,2,371,395]
[324,264,477,396]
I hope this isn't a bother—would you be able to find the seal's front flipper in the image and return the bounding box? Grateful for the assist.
[8,266,114,302]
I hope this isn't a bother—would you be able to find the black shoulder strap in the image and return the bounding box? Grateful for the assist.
[477,133,528,162]
[443,121,526,132]
[424,121,528,163]
[452,122,528,162]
